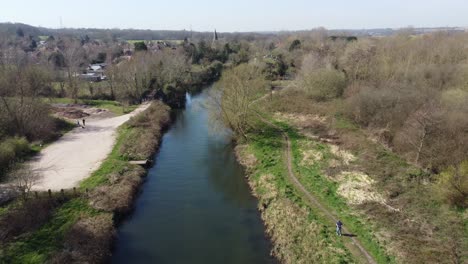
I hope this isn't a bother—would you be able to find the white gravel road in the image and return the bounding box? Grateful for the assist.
[30,104,149,191]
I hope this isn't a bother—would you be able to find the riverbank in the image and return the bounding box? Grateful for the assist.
[235,118,391,263]
[0,101,171,263]
[235,127,356,264]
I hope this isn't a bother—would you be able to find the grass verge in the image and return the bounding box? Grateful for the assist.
[237,124,354,263]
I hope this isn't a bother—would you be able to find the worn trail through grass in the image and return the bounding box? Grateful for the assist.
[259,114,377,264]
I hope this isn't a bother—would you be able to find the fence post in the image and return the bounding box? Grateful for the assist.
[48,189,52,198]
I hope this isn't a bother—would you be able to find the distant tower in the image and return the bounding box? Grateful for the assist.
[213,29,218,42]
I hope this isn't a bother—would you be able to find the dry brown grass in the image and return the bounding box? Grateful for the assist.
[120,101,171,160]
[0,199,59,244]
[51,213,115,264]
[88,166,145,214]
[234,145,258,171]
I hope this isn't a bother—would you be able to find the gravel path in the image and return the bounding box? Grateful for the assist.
[30,104,149,191]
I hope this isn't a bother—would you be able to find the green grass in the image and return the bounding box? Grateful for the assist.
[246,124,354,263]
[286,126,395,263]
[1,199,99,263]
[246,118,393,263]
[46,98,137,115]
[80,126,131,189]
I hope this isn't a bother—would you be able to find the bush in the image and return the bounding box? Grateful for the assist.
[437,160,468,208]
[51,214,115,263]
[0,137,31,177]
[299,68,346,101]
[0,199,59,244]
[133,41,147,51]
[120,101,171,160]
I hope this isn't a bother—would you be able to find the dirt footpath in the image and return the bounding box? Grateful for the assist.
[31,104,149,191]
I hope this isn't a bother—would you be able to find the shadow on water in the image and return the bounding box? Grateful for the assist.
[112,90,276,264]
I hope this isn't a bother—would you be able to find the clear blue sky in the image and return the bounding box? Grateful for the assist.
[1,0,467,32]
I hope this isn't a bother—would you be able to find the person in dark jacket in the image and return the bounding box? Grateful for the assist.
[336,220,343,236]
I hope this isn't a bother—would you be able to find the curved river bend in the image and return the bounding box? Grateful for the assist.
[112,91,275,264]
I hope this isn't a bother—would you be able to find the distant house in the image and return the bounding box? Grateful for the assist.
[87,63,107,73]
[80,73,102,82]
[80,63,108,82]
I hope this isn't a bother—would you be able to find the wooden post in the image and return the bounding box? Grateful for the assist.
[48,189,52,198]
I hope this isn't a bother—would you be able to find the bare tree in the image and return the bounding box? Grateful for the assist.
[61,38,85,103]
[396,102,442,165]
[8,165,40,199]
[208,63,267,139]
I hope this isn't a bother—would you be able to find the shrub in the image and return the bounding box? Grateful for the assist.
[289,39,301,51]
[298,68,346,101]
[0,199,59,244]
[437,160,468,208]
[0,137,31,177]
[51,214,115,263]
[120,101,170,160]
[133,41,147,51]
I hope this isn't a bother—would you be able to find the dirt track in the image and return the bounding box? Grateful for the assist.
[30,104,149,191]
[258,113,377,264]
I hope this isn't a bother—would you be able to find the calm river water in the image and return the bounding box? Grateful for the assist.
[112,91,275,264]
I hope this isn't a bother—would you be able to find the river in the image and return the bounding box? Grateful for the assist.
[112,91,275,264]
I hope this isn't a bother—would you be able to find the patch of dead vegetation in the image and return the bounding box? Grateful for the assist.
[51,213,115,264]
[0,198,60,244]
[297,140,323,167]
[274,112,327,130]
[119,101,171,160]
[335,171,386,205]
[262,198,349,264]
[255,174,279,202]
[329,145,356,166]
[234,145,258,170]
[88,166,145,214]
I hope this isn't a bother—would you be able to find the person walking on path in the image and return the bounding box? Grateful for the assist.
[82,118,86,127]
[76,120,81,127]
[336,220,343,236]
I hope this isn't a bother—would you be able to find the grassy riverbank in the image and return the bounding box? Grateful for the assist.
[236,124,355,263]
[0,101,171,263]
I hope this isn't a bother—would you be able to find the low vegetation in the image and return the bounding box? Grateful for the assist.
[235,126,355,263]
